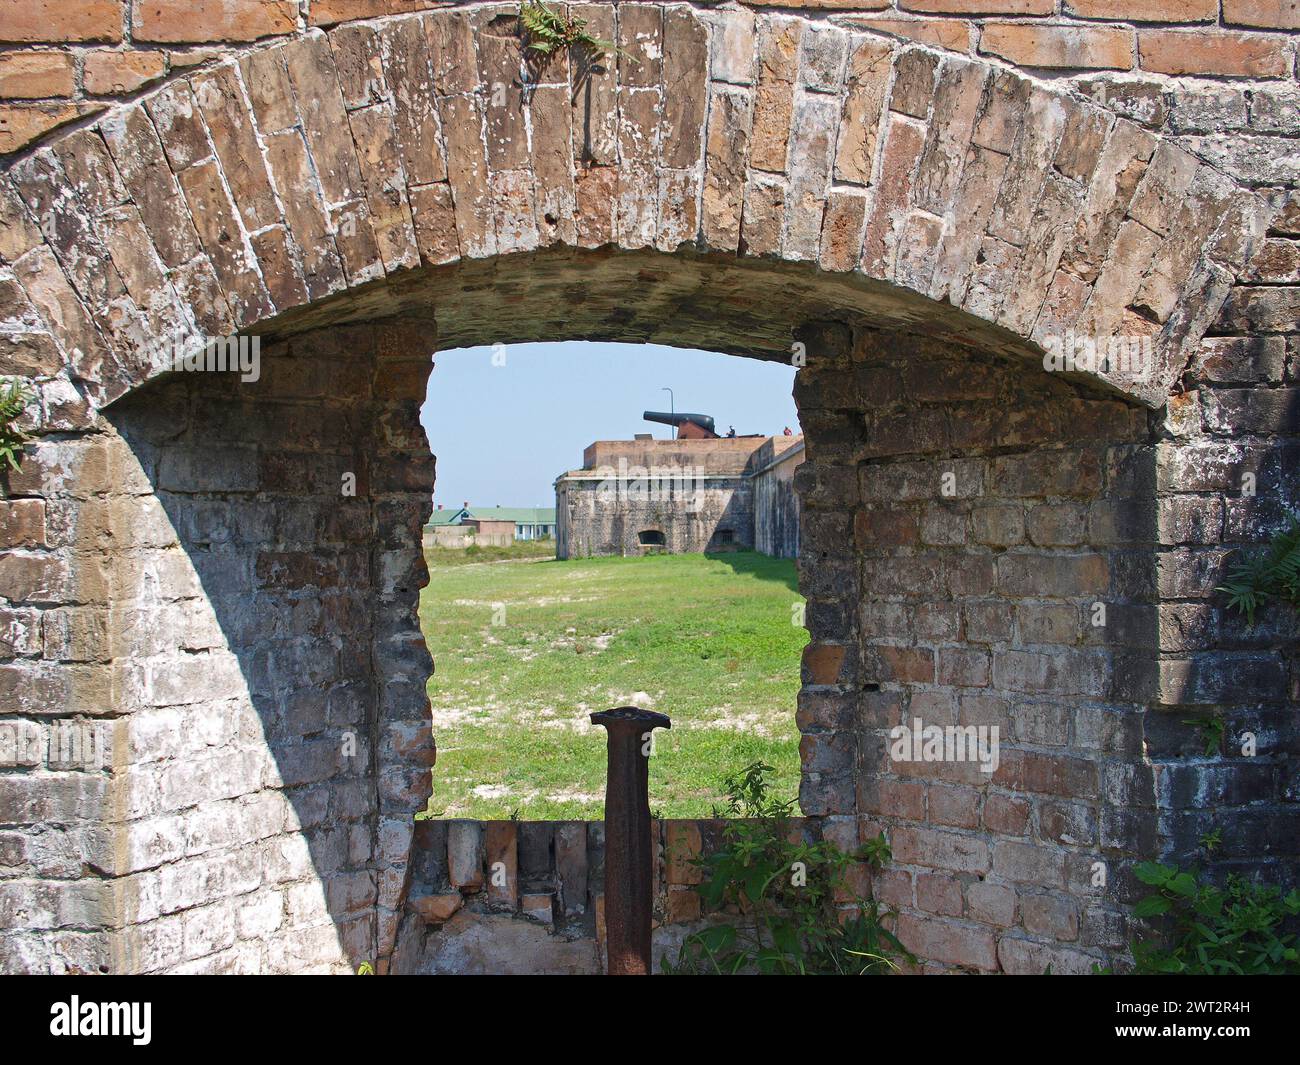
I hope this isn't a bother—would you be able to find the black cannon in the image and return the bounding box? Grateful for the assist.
[642,410,717,437]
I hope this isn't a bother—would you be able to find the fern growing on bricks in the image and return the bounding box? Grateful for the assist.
[1218,515,1300,624]
[519,1,618,62]
[0,378,32,472]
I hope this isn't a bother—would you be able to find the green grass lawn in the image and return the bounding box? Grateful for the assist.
[419,549,807,819]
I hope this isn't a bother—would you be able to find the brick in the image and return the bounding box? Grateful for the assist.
[834,37,892,186]
[664,820,703,885]
[1021,893,1079,940]
[914,57,987,216]
[661,9,708,171]
[439,93,495,259]
[929,146,1008,305]
[849,17,971,52]
[861,776,925,819]
[916,871,964,916]
[750,17,800,173]
[191,65,280,232]
[0,52,76,99]
[483,821,517,910]
[897,913,997,970]
[979,23,1134,71]
[666,888,701,923]
[795,27,842,96]
[409,892,460,924]
[889,49,938,119]
[0,500,47,549]
[329,22,384,109]
[928,784,979,828]
[0,102,89,153]
[861,113,926,276]
[84,50,167,95]
[408,182,459,267]
[783,95,838,261]
[1060,121,1155,285]
[1040,801,1096,845]
[892,825,989,873]
[346,104,419,273]
[447,821,483,890]
[261,130,347,300]
[992,840,1064,886]
[555,822,588,915]
[1067,0,1216,17]
[240,47,296,133]
[175,160,274,326]
[0,0,124,43]
[904,0,1050,10]
[872,645,935,683]
[983,793,1029,835]
[1138,29,1292,78]
[146,81,210,171]
[378,16,445,187]
[967,881,1015,926]
[1224,0,1300,29]
[282,36,365,207]
[520,893,553,924]
[133,1,298,44]
[701,88,751,251]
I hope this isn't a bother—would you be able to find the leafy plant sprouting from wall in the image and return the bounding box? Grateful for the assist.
[1127,861,1300,975]
[1218,515,1300,624]
[0,378,33,472]
[519,1,618,63]
[1182,711,1225,758]
[663,761,915,975]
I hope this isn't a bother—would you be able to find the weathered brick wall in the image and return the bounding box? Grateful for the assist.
[753,439,804,558]
[795,325,1146,972]
[393,816,819,974]
[1,320,434,973]
[556,474,754,556]
[0,1,1296,974]
[794,323,1299,973]
[1,2,1298,156]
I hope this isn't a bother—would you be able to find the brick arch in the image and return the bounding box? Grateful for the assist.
[2,4,1293,977]
[2,4,1263,422]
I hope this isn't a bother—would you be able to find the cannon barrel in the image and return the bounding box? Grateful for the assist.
[642,410,716,434]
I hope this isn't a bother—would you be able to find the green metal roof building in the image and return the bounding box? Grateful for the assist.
[426,505,556,540]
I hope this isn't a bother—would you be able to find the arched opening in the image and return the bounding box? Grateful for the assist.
[416,339,805,830]
[90,258,1162,974]
[2,2,1277,978]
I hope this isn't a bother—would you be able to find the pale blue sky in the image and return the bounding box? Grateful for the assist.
[420,342,801,510]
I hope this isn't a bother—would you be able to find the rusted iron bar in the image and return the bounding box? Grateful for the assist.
[590,705,671,975]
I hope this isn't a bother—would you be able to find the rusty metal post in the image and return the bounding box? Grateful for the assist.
[591,706,670,975]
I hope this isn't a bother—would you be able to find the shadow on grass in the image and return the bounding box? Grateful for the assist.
[703,548,801,593]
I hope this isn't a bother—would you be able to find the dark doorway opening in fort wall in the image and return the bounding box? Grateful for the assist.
[417,340,808,824]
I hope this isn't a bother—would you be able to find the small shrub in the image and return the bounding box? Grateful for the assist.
[1127,861,1300,975]
[663,761,914,975]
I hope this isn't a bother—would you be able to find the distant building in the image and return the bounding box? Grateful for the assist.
[424,503,556,548]
[554,418,803,559]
